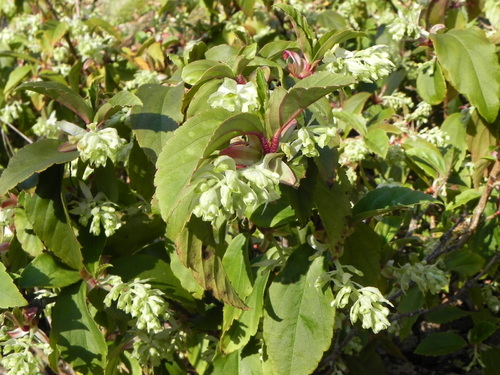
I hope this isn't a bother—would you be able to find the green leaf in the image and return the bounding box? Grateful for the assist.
[414,332,467,356]
[365,128,389,158]
[313,29,365,61]
[425,306,470,324]
[131,83,183,162]
[482,347,500,375]
[235,0,256,16]
[416,60,446,105]
[263,247,334,375]
[441,113,467,172]
[0,139,79,197]
[181,60,235,86]
[175,225,248,309]
[277,71,355,130]
[94,91,142,124]
[314,167,352,253]
[51,281,107,375]
[211,343,263,375]
[0,262,28,308]
[430,28,500,122]
[249,200,295,228]
[221,267,270,353]
[17,81,93,123]
[352,186,438,222]
[24,166,83,270]
[341,223,383,286]
[14,205,44,258]
[444,250,485,277]
[155,108,227,224]
[274,4,314,58]
[469,322,498,344]
[19,253,81,288]
[4,65,32,96]
[403,138,447,178]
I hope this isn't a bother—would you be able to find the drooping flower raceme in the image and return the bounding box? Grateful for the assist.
[389,260,449,294]
[339,137,369,165]
[281,126,338,159]
[192,155,280,225]
[316,260,393,334]
[324,45,395,83]
[70,123,127,168]
[207,78,260,113]
[32,111,60,139]
[103,276,170,334]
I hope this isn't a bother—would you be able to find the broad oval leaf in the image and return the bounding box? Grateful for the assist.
[17,81,93,123]
[0,262,28,308]
[19,253,81,288]
[181,60,235,86]
[51,281,108,375]
[430,28,500,123]
[352,186,438,222]
[263,246,334,375]
[416,60,446,105]
[23,166,83,270]
[277,71,355,130]
[0,139,79,197]
[414,332,467,356]
[94,91,143,124]
[4,65,32,96]
[131,83,183,162]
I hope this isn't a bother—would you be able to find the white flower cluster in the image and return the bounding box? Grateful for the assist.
[416,126,450,148]
[70,123,127,168]
[0,329,51,375]
[102,276,185,366]
[339,137,369,165]
[64,18,115,63]
[32,112,61,139]
[0,101,22,124]
[481,282,500,313]
[381,2,425,42]
[207,78,260,113]
[407,101,433,127]
[192,155,280,225]
[281,126,338,159]
[103,276,170,334]
[381,92,414,112]
[70,198,122,237]
[124,70,163,90]
[324,45,395,83]
[389,260,449,294]
[317,260,393,334]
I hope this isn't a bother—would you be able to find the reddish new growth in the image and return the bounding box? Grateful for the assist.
[283,50,319,79]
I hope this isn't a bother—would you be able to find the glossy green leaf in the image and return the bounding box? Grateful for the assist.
[444,250,485,277]
[175,224,248,309]
[416,60,446,105]
[14,205,44,258]
[0,262,28,308]
[94,91,142,123]
[221,267,270,353]
[313,28,365,61]
[441,113,467,172]
[51,281,108,375]
[365,128,389,158]
[211,343,263,375]
[0,139,79,197]
[274,4,314,57]
[469,322,498,344]
[131,83,183,162]
[155,108,227,224]
[181,60,235,86]
[352,186,438,222]
[403,138,446,178]
[341,223,382,286]
[24,166,83,270]
[249,200,295,228]
[167,240,205,300]
[430,28,500,122]
[278,72,355,128]
[17,81,93,123]
[414,332,467,356]
[425,306,470,324]
[314,167,352,253]
[466,110,499,164]
[19,253,81,288]
[263,247,334,375]
[4,65,32,95]
[482,347,500,375]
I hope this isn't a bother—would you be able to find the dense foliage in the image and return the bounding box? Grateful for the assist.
[0,0,500,374]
